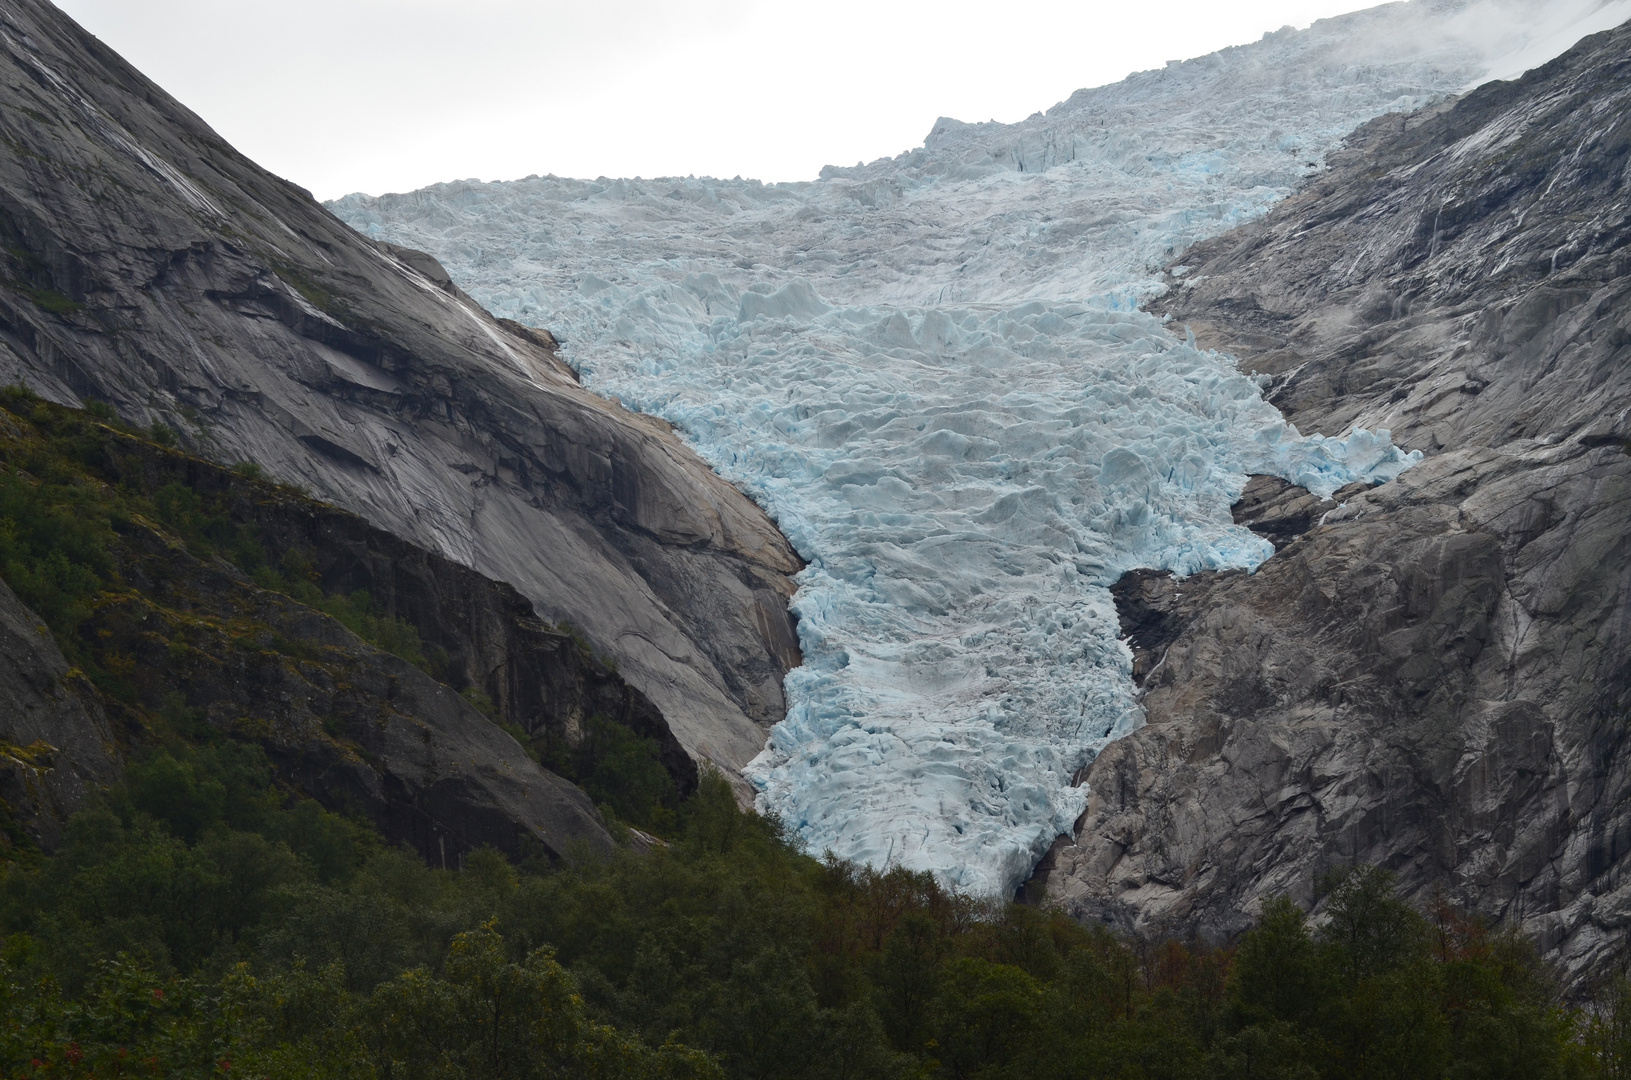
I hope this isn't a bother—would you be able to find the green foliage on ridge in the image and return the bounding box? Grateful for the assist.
[535,716,680,834]
[0,386,433,674]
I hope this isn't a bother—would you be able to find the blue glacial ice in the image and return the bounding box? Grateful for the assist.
[329,0,1613,897]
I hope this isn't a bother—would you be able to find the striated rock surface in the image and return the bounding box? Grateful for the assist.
[0,0,801,786]
[1045,20,1631,981]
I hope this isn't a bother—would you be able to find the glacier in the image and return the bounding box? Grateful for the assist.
[329,0,1622,897]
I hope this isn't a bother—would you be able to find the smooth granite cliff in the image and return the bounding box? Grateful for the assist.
[1041,21,1631,983]
[0,0,802,788]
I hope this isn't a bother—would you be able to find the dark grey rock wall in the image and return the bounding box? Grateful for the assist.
[0,418,620,865]
[1045,20,1631,984]
[145,446,696,793]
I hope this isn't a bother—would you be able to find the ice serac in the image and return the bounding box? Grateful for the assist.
[0,0,802,791]
[330,0,1621,896]
[1040,19,1631,984]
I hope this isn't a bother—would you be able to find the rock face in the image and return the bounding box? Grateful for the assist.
[1044,20,1631,982]
[181,451,694,795]
[0,404,621,862]
[0,0,801,784]
[0,574,116,852]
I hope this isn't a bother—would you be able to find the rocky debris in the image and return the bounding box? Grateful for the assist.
[0,0,800,787]
[0,575,116,852]
[1046,19,1631,984]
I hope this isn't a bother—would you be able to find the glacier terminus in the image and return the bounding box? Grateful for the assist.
[330,0,1630,897]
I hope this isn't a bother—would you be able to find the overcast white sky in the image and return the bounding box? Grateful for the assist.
[57,0,1382,200]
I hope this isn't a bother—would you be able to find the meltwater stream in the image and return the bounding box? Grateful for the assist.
[331,0,1627,896]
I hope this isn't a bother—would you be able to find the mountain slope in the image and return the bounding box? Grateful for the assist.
[0,571,116,853]
[0,393,629,863]
[1042,18,1631,981]
[0,0,801,784]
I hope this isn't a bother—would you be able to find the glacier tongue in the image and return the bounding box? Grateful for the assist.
[330,0,1601,897]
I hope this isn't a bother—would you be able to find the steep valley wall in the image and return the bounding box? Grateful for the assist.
[1042,19,1631,984]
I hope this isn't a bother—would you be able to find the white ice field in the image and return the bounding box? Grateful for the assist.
[330,0,1631,897]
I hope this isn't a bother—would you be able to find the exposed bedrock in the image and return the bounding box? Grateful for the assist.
[131,520,624,869]
[198,454,697,797]
[0,0,801,786]
[1044,20,1631,982]
[105,431,660,863]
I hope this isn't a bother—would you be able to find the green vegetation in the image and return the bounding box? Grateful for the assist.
[0,386,432,674]
[0,390,1624,1079]
[0,760,715,1080]
[9,280,81,316]
[494,710,680,835]
[251,554,433,673]
[2,753,1620,1080]
[269,262,348,319]
[534,716,680,834]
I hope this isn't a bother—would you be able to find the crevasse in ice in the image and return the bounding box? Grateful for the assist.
[329,0,1619,897]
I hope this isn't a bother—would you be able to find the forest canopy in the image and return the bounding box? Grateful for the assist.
[3,757,1625,1080]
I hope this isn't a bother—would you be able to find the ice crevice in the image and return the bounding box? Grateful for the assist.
[330,0,1613,898]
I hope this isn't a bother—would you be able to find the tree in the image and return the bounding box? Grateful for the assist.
[362,922,718,1080]
[928,958,1045,1079]
[1229,896,1324,1029]
[874,913,942,1053]
[1315,867,1426,989]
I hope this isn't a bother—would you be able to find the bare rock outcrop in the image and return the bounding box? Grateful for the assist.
[0,0,800,784]
[1045,19,1631,982]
